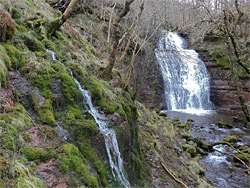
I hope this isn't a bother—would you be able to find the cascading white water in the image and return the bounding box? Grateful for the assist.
[74,79,130,188]
[46,49,130,187]
[155,31,213,112]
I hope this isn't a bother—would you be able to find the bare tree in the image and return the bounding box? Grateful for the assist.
[48,0,78,36]
[103,0,135,80]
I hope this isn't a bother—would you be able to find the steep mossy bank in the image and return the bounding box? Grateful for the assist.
[0,0,213,187]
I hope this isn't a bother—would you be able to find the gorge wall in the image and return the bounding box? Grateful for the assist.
[197,49,250,113]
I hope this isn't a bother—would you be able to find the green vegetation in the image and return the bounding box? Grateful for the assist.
[22,145,56,161]
[76,120,109,187]
[57,144,99,187]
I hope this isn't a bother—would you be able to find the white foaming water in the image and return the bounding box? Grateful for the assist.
[155,31,213,111]
[172,109,215,115]
[46,49,56,60]
[74,78,130,188]
[47,49,130,187]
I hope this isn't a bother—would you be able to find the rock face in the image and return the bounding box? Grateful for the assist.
[134,44,167,110]
[198,51,250,113]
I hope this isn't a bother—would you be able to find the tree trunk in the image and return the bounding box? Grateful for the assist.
[48,0,78,36]
[103,0,135,80]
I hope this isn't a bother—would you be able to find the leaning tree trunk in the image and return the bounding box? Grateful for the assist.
[48,0,78,36]
[103,0,135,80]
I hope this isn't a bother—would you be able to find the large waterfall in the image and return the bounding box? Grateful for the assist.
[155,32,213,111]
[46,49,130,187]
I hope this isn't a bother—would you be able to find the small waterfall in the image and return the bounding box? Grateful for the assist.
[155,31,213,111]
[46,49,130,187]
[74,79,130,188]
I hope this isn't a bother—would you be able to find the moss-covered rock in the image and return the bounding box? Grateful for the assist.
[31,89,56,126]
[22,145,56,162]
[37,99,56,126]
[76,120,109,186]
[60,73,81,104]
[57,144,99,187]
[223,135,238,143]
[4,43,26,69]
[182,144,197,157]
[217,121,233,129]
[22,33,45,52]
[0,52,8,88]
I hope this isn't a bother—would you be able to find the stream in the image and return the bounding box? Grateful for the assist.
[168,111,250,188]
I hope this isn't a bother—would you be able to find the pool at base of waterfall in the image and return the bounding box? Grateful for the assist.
[167,110,250,188]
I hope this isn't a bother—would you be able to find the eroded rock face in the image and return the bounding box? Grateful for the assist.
[199,52,250,113]
[9,71,32,110]
[134,46,167,110]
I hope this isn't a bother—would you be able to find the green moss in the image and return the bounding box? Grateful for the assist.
[30,90,55,126]
[64,112,76,126]
[48,18,60,35]
[37,99,56,126]
[0,159,45,188]
[235,153,250,162]
[1,134,15,150]
[21,132,32,142]
[43,39,57,51]
[4,44,25,69]
[23,33,45,52]
[217,121,233,128]
[76,120,99,137]
[0,105,32,151]
[182,144,197,157]
[98,98,117,114]
[22,145,56,161]
[69,62,86,80]
[59,144,99,187]
[60,73,81,104]
[55,31,65,41]
[187,118,194,122]
[66,105,84,120]
[0,44,11,68]
[76,123,109,187]
[11,8,21,19]
[0,56,8,88]
[114,126,123,135]
[154,108,160,113]
[84,76,103,102]
[223,135,238,143]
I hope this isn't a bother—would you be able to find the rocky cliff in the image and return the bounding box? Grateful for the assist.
[197,48,250,114]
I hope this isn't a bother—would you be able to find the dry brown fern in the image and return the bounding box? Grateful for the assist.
[0,9,16,42]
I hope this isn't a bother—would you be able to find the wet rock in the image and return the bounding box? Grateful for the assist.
[232,116,244,122]
[51,78,65,109]
[31,89,45,106]
[200,51,250,112]
[107,112,122,124]
[9,71,32,109]
[217,121,233,129]
[187,118,194,122]
[180,132,194,141]
[159,111,167,117]
[238,145,249,151]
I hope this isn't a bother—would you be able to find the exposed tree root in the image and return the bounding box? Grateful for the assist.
[214,149,250,170]
[161,162,189,188]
